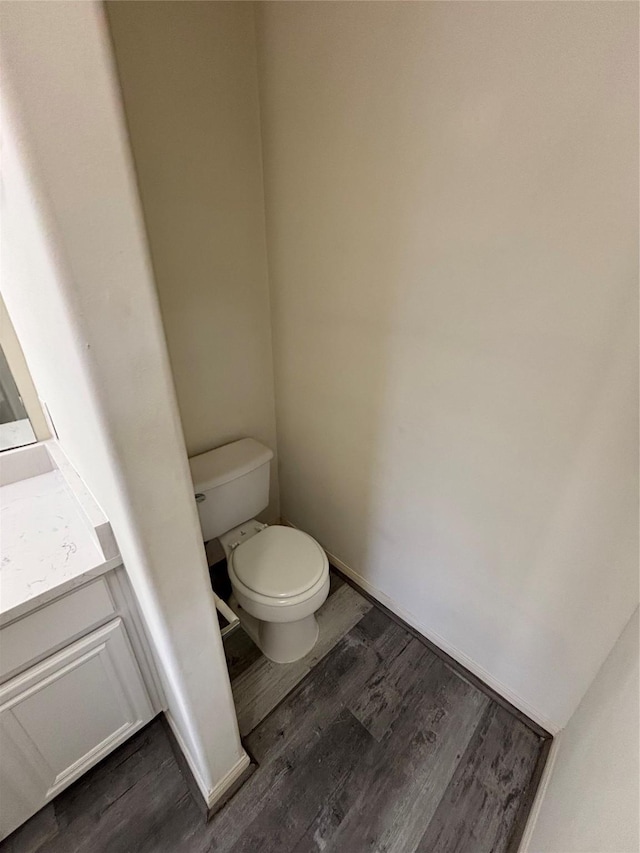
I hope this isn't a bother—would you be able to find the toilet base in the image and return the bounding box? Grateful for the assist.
[228,596,320,664]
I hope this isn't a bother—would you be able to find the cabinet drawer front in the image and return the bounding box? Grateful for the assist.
[0,618,154,840]
[0,577,115,680]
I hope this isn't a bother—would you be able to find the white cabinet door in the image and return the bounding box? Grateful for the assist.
[0,618,153,839]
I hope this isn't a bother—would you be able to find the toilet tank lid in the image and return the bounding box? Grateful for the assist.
[189,438,273,492]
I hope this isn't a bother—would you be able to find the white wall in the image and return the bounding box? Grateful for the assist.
[106,1,279,522]
[527,608,639,853]
[0,1,248,806]
[256,1,639,731]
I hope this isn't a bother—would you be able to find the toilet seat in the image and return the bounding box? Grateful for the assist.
[230,525,327,600]
[225,522,331,656]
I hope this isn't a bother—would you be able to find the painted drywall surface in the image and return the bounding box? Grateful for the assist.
[257,2,639,730]
[527,609,639,853]
[107,1,279,522]
[0,1,247,801]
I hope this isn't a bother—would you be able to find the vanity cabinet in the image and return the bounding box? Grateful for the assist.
[0,572,161,840]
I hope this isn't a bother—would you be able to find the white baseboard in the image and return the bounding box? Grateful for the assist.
[205,752,251,811]
[164,712,250,810]
[281,518,560,736]
[328,550,559,735]
[518,733,562,852]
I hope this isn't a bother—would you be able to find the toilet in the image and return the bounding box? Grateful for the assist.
[189,438,329,663]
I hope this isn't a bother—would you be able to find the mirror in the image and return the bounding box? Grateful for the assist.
[0,343,36,451]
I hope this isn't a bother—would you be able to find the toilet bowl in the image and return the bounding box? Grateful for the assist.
[221,522,329,663]
[189,438,330,663]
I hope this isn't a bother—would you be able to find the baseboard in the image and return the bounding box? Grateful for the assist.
[330,551,559,736]
[202,751,254,820]
[281,518,558,736]
[517,733,562,852]
[163,712,252,817]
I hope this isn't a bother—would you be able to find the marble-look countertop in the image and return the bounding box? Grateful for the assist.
[0,467,120,625]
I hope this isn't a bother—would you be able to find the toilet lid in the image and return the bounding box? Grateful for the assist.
[231,526,326,599]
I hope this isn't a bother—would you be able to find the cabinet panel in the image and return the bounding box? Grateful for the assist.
[0,577,116,679]
[0,618,153,840]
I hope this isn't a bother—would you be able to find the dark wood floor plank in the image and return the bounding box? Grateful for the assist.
[347,633,432,741]
[355,603,392,641]
[208,614,409,849]
[231,582,371,736]
[209,709,373,853]
[51,722,171,827]
[1,589,549,853]
[334,568,552,741]
[416,702,543,853]
[202,658,367,848]
[245,610,402,765]
[120,792,202,853]
[206,616,393,849]
[0,805,58,853]
[289,712,395,853]
[223,627,262,682]
[328,571,345,596]
[321,657,489,853]
[46,725,200,853]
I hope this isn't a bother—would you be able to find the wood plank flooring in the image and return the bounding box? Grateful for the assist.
[1,573,550,853]
[229,578,372,735]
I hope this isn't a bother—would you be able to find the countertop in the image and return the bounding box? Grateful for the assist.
[0,444,120,626]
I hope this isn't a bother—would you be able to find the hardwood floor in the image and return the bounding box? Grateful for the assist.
[2,574,550,853]
[229,578,371,736]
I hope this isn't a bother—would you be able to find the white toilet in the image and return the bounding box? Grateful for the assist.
[189,438,329,663]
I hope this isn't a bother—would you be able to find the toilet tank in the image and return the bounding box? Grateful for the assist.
[188,438,274,542]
